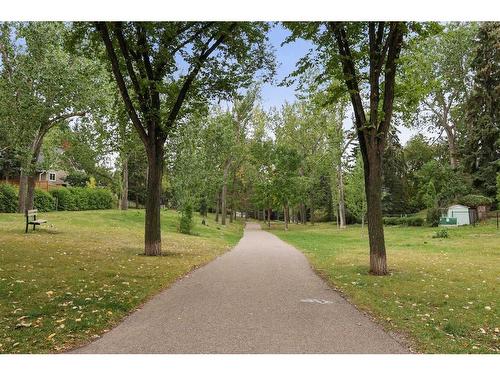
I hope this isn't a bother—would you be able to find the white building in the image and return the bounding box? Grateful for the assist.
[446,204,470,226]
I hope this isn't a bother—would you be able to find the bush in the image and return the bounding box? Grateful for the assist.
[405,217,425,226]
[178,202,194,235]
[50,187,113,211]
[426,207,442,227]
[383,216,425,227]
[383,217,401,226]
[0,183,18,213]
[433,228,449,238]
[89,188,113,210]
[34,189,55,212]
[458,194,493,208]
[51,188,77,210]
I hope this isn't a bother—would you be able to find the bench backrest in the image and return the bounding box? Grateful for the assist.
[26,209,38,219]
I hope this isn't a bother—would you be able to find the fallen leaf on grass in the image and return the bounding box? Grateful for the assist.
[47,333,56,340]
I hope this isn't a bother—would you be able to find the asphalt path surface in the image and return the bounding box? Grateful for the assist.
[73,222,408,353]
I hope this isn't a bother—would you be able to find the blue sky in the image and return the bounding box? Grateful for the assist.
[259,24,312,109]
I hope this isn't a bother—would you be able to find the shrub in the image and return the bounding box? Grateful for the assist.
[88,188,113,210]
[51,188,76,211]
[70,187,91,210]
[383,216,424,227]
[383,217,401,226]
[178,202,194,235]
[405,217,425,226]
[426,207,441,227]
[50,187,113,210]
[433,228,449,239]
[34,189,55,212]
[0,183,18,213]
[458,194,493,208]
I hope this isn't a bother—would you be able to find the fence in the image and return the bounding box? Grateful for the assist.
[3,178,50,191]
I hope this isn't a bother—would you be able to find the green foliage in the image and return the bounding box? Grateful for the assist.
[433,228,449,239]
[178,202,194,235]
[0,183,18,213]
[458,194,493,208]
[462,22,500,199]
[50,187,113,211]
[383,216,424,227]
[416,160,471,207]
[497,173,500,204]
[426,207,442,227]
[34,189,55,212]
[63,171,90,187]
[50,188,77,210]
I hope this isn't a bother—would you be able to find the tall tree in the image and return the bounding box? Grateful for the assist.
[286,22,409,275]
[0,22,111,212]
[400,23,477,168]
[462,22,500,198]
[93,22,274,255]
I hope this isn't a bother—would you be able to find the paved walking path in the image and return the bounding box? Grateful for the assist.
[74,222,408,353]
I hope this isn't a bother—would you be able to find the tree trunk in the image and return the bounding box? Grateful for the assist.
[267,207,271,228]
[221,161,230,225]
[17,170,27,213]
[26,174,37,211]
[445,128,459,169]
[144,146,164,256]
[120,156,129,210]
[215,193,220,223]
[229,208,233,223]
[364,148,387,275]
[25,136,44,211]
[338,163,347,229]
[284,203,289,231]
[135,193,139,209]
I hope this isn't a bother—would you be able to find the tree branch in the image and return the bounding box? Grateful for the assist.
[163,23,237,138]
[95,22,149,146]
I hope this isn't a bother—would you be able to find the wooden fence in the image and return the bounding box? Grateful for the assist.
[3,178,50,191]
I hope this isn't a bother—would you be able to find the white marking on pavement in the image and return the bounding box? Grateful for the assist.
[300,298,333,304]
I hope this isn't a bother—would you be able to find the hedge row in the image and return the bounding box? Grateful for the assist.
[0,183,18,213]
[0,184,114,212]
[50,187,114,211]
[383,216,425,227]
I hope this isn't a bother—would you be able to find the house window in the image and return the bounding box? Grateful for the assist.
[49,172,56,182]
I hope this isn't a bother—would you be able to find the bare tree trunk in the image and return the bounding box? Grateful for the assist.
[120,156,129,210]
[135,193,139,209]
[221,161,230,225]
[144,146,164,256]
[267,207,271,228]
[338,163,347,229]
[365,148,387,275]
[444,127,459,169]
[215,192,220,223]
[284,203,289,231]
[17,170,27,213]
[26,174,37,211]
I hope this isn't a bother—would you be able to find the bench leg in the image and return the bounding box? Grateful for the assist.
[33,223,36,231]
[25,223,28,233]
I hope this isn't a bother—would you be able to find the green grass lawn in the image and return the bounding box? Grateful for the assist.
[269,220,499,353]
[0,209,243,353]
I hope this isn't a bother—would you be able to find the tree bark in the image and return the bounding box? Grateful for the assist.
[120,156,129,210]
[338,163,347,229]
[267,207,271,228]
[144,145,164,256]
[365,146,387,275]
[284,203,289,231]
[17,170,27,213]
[215,192,220,223]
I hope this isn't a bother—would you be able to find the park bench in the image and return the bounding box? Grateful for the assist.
[25,209,47,233]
